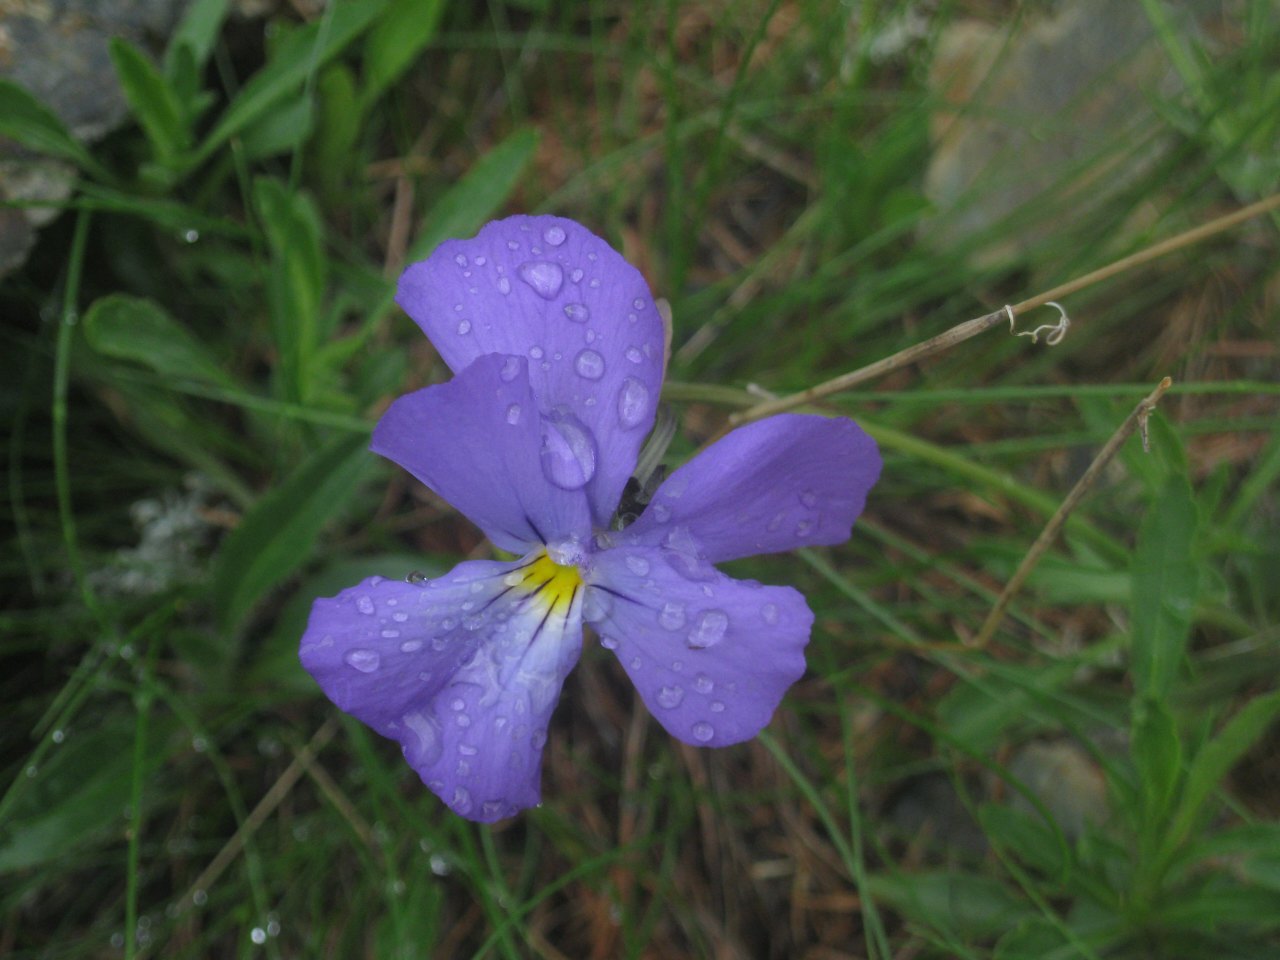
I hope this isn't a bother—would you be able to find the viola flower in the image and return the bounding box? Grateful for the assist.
[300,216,880,822]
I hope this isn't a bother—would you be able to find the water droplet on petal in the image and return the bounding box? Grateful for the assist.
[380,628,401,639]
[393,611,409,622]
[500,356,521,382]
[657,685,685,709]
[543,225,566,246]
[505,403,521,425]
[344,649,381,673]
[474,255,486,266]
[451,787,473,815]
[457,319,471,335]
[710,700,726,713]
[761,603,779,624]
[625,346,643,364]
[517,261,564,299]
[600,635,619,650]
[539,412,597,490]
[529,345,544,359]
[454,253,468,267]
[630,656,642,670]
[625,554,650,576]
[694,674,714,694]
[617,377,650,429]
[497,276,511,295]
[633,297,647,310]
[692,722,715,743]
[688,609,728,649]
[570,268,584,283]
[356,595,375,615]
[652,502,671,523]
[582,588,612,623]
[402,711,442,765]
[400,639,423,653]
[800,489,818,508]
[795,519,814,538]
[563,302,590,323]
[575,348,605,380]
[659,601,686,631]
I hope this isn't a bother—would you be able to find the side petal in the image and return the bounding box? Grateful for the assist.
[397,216,665,525]
[622,414,881,563]
[372,353,593,552]
[300,557,585,822]
[584,545,812,747]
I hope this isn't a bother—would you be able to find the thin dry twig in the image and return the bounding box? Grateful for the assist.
[727,193,1280,427]
[972,376,1174,648]
[169,717,338,919]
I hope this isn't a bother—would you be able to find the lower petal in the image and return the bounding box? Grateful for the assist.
[584,545,813,747]
[300,555,585,821]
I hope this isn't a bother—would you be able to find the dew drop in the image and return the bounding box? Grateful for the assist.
[652,502,671,523]
[617,377,650,429]
[474,255,487,266]
[570,268,584,283]
[457,319,471,335]
[800,489,818,508]
[356,595,375,615]
[625,346,643,364]
[582,588,612,623]
[563,302,590,323]
[505,403,522,425]
[400,639,423,653]
[657,685,685,709]
[688,610,728,649]
[454,253,468,268]
[497,276,512,295]
[451,787,473,815]
[517,260,564,299]
[692,722,715,743]
[451,698,466,711]
[795,519,814,538]
[499,357,521,383]
[630,656,642,670]
[380,628,401,639]
[710,700,726,713]
[543,225,566,246]
[625,554,650,576]
[600,635,619,650]
[393,611,409,622]
[694,674,714,694]
[344,649,381,673]
[659,601,686,631]
[529,345,544,359]
[575,348,606,380]
[761,603,779,624]
[402,712,442,765]
[539,412,597,490]
[633,297,647,310]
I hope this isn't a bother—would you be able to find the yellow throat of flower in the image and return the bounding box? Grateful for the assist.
[508,550,583,617]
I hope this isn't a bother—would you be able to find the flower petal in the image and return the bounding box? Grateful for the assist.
[371,353,593,551]
[300,557,585,822]
[584,545,812,747]
[622,414,880,563]
[397,216,665,525]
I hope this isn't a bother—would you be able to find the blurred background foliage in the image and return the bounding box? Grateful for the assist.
[2,0,1278,956]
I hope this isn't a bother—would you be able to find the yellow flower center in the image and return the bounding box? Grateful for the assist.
[510,550,583,618]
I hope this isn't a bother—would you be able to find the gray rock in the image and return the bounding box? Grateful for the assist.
[0,0,191,274]
[921,0,1219,264]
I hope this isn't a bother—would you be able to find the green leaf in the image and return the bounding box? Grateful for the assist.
[212,433,375,630]
[82,293,233,388]
[978,803,1069,881]
[1163,690,1280,858]
[868,871,1032,938]
[1130,475,1198,701]
[0,79,100,174]
[0,716,171,874]
[312,64,361,198]
[253,177,327,402]
[406,127,541,261]
[240,93,315,160]
[108,38,190,165]
[164,0,230,79]
[196,0,386,163]
[1130,696,1182,829]
[361,0,446,108]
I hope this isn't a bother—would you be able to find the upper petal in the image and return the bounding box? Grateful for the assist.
[584,544,812,747]
[622,414,881,563]
[300,556,585,822]
[371,353,593,551]
[397,216,665,525]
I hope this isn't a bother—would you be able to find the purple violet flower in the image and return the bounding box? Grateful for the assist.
[299,216,881,822]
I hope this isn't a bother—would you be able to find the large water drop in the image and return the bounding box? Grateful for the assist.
[687,610,728,649]
[344,648,381,673]
[575,349,605,380]
[617,377,650,429]
[539,412,597,490]
[517,261,564,299]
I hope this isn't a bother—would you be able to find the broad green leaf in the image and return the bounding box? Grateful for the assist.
[406,127,541,261]
[1164,690,1280,858]
[164,0,229,79]
[240,93,315,160]
[0,79,100,173]
[108,38,190,165]
[1130,475,1198,701]
[978,803,1069,881]
[1130,696,1182,829]
[83,293,233,388]
[213,433,374,630]
[361,0,447,108]
[868,871,1032,937]
[253,177,327,403]
[196,0,386,163]
[0,716,171,874]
